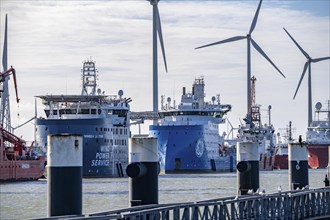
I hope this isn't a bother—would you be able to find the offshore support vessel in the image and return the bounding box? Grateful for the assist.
[226,76,276,171]
[149,77,235,173]
[35,60,131,177]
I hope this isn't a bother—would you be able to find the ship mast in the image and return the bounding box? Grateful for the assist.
[250,75,261,127]
[288,121,292,143]
[81,59,97,96]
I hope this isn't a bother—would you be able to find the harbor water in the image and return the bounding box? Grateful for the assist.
[0,169,328,219]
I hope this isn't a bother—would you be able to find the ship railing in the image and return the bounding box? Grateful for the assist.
[130,111,160,120]
[40,187,330,219]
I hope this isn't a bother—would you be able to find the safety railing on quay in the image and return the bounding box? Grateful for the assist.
[38,187,330,220]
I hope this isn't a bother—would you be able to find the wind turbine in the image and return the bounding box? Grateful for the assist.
[147,0,168,124]
[283,27,330,126]
[1,14,12,132]
[195,0,285,116]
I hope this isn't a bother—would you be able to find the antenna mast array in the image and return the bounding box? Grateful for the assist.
[81,59,97,96]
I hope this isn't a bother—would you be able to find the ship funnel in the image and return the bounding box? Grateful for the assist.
[182,87,186,95]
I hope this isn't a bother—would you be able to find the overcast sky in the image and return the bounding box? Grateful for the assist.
[1,0,329,142]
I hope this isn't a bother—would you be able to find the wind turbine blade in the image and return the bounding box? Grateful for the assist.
[312,56,330,63]
[2,14,8,71]
[249,0,263,34]
[250,38,286,78]
[156,6,168,73]
[195,36,246,50]
[283,27,310,59]
[293,61,309,99]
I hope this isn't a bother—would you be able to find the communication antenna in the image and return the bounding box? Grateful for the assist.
[211,96,216,105]
[118,89,124,99]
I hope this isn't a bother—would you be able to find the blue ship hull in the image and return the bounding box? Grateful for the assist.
[149,124,236,173]
[36,118,128,177]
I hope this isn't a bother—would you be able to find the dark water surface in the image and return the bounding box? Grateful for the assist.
[0,169,327,219]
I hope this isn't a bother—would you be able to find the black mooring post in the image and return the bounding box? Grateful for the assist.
[289,142,309,190]
[324,175,329,187]
[236,141,259,195]
[126,136,159,206]
[47,134,83,217]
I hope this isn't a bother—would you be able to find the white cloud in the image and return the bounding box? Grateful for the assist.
[0,0,329,141]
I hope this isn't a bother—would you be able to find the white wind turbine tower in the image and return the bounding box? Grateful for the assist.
[147,0,168,125]
[283,28,330,126]
[1,14,12,132]
[196,0,285,117]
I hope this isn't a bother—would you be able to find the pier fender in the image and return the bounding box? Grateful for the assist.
[126,162,147,178]
[237,161,251,173]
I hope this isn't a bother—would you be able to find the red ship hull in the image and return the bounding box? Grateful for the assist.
[274,154,288,169]
[308,144,329,169]
[0,157,46,181]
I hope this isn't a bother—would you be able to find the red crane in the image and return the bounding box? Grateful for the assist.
[0,65,19,103]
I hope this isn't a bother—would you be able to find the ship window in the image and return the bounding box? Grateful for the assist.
[120,129,122,135]
[81,109,89,114]
[100,128,103,131]
[96,128,98,131]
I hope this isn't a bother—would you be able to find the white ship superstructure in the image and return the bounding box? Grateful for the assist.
[36,60,131,177]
